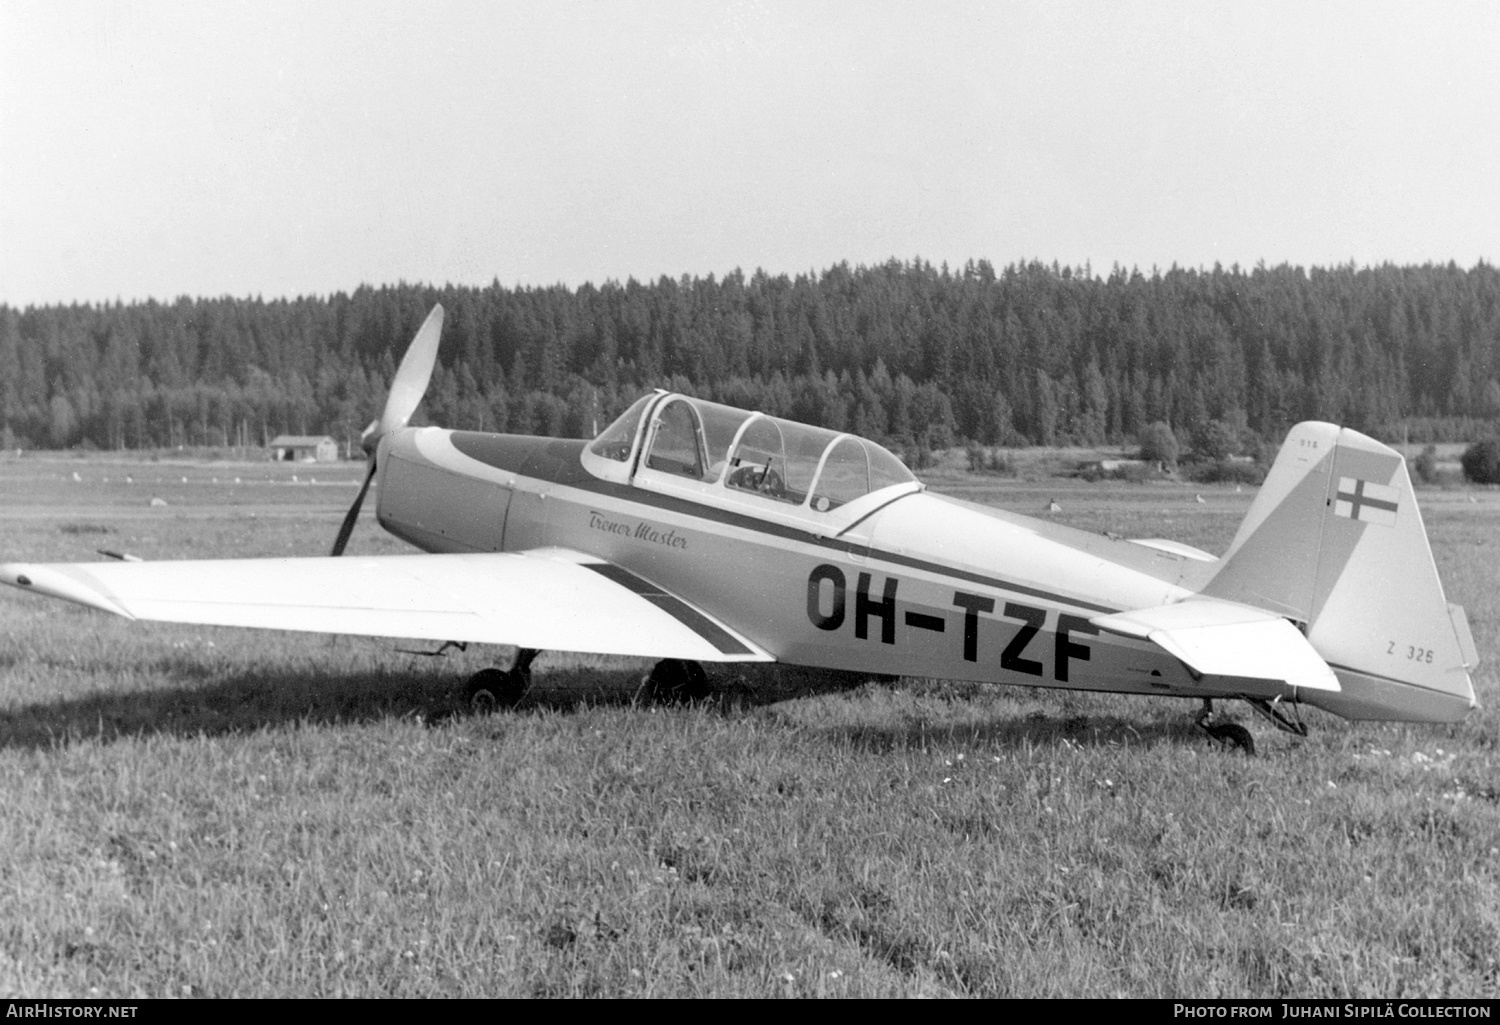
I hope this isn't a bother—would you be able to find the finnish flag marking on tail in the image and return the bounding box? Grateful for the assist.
[1334,477,1399,526]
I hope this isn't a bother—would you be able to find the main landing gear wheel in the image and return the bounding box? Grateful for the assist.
[1196,700,1255,755]
[640,659,710,705]
[465,648,539,714]
[1203,722,1256,756]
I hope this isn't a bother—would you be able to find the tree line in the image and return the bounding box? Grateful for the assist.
[3,259,1498,459]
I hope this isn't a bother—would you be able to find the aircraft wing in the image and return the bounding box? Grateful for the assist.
[1091,600,1340,694]
[0,547,772,663]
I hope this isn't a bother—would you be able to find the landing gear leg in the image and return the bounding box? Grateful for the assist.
[465,648,539,714]
[639,659,710,705]
[1195,699,1256,755]
[1246,696,1308,738]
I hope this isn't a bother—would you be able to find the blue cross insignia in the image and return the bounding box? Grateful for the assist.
[1334,476,1399,526]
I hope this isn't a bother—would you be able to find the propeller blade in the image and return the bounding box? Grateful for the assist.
[335,304,443,555]
[370,304,445,451]
[330,459,378,557]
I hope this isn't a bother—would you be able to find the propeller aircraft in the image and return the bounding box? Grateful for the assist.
[1,306,1481,752]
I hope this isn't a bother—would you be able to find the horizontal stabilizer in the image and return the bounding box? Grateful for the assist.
[0,548,772,664]
[1092,600,1339,694]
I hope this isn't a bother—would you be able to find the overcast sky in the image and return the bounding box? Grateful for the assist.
[2,0,1497,306]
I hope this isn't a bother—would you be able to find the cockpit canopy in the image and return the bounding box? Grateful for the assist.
[584,392,917,513]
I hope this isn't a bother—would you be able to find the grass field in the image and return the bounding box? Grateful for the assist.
[1,453,1497,997]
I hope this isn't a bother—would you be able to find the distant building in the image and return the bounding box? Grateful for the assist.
[269,435,340,462]
[1079,458,1146,474]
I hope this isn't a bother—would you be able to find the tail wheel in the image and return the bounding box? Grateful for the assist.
[641,659,710,704]
[465,666,529,714]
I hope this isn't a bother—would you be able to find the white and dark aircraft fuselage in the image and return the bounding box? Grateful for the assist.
[2,307,1480,745]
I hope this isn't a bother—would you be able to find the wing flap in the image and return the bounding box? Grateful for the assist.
[0,549,771,663]
[1092,600,1339,694]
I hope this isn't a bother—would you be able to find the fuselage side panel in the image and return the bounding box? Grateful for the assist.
[376,427,1217,698]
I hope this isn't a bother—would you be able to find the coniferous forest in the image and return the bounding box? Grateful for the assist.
[3,260,1499,459]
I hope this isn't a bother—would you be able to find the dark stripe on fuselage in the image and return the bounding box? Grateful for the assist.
[1326,661,1452,691]
[584,562,756,656]
[449,431,1117,615]
[451,432,598,485]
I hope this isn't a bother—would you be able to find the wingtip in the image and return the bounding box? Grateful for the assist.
[0,562,136,619]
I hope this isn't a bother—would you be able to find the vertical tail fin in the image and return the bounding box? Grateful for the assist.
[1202,422,1479,721]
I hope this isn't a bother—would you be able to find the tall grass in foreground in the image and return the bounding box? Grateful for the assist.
[0,459,1496,996]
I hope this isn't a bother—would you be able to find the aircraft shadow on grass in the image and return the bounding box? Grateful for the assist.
[0,652,1201,753]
